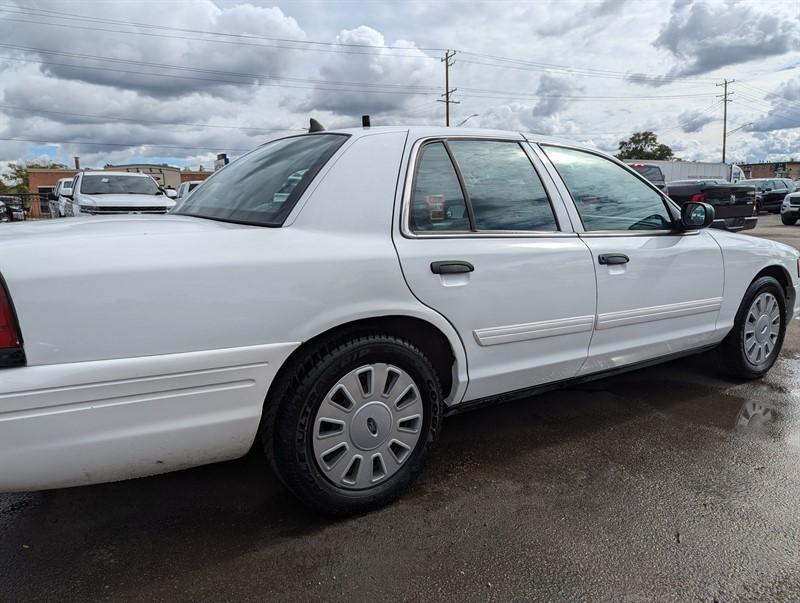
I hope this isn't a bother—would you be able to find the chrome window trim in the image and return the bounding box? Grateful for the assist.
[400,135,575,239]
[579,229,699,238]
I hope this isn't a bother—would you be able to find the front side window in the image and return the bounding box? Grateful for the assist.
[544,146,673,231]
[448,141,558,231]
[174,134,348,226]
[410,142,470,232]
[80,175,160,195]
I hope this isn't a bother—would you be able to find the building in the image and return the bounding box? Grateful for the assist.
[26,167,80,218]
[104,164,211,189]
[739,161,800,180]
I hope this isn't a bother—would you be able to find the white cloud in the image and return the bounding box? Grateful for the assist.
[0,0,798,169]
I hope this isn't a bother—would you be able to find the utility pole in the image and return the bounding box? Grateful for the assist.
[438,50,459,126]
[716,78,734,163]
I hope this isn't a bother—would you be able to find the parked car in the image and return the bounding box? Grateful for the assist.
[176,180,204,199]
[0,195,25,221]
[749,178,792,213]
[626,162,666,189]
[62,171,177,216]
[781,190,800,225]
[663,179,757,231]
[1,126,799,516]
[777,178,797,193]
[47,177,75,218]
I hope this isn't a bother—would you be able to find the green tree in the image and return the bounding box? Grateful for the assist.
[616,131,675,161]
[2,161,67,193]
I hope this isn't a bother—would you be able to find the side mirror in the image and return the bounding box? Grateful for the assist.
[48,191,58,200]
[681,202,715,230]
[62,188,73,199]
[164,189,178,199]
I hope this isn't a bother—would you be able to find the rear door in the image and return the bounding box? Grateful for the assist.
[393,137,597,402]
[536,144,724,375]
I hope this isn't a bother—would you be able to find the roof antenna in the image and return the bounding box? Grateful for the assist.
[362,115,371,128]
[309,118,325,133]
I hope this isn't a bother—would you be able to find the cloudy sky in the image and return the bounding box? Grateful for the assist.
[0,0,799,174]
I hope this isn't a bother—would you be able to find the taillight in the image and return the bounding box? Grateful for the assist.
[690,193,706,203]
[0,274,25,367]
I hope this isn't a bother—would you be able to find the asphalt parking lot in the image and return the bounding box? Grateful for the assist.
[2,214,799,602]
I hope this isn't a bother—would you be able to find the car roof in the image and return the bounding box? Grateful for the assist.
[318,125,598,152]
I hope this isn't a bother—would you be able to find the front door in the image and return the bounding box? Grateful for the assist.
[538,144,724,375]
[393,137,597,402]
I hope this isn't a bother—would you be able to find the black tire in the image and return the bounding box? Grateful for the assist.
[781,214,798,226]
[714,276,787,379]
[265,334,443,516]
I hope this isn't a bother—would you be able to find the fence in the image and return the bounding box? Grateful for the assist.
[0,193,53,220]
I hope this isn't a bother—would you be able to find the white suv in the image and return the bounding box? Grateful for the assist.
[63,171,176,216]
[1,126,798,515]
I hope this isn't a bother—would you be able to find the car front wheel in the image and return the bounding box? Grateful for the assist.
[267,335,443,516]
[781,214,798,225]
[715,276,787,379]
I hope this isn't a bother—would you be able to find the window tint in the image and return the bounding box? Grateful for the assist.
[448,141,558,231]
[544,146,673,231]
[410,143,470,232]
[174,134,348,226]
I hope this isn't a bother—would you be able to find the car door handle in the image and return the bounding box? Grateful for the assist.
[430,260,475,274]
[598,253,630,266]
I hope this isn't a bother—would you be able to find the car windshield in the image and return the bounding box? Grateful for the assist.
[81,175,160,195]
[173,134,348,226]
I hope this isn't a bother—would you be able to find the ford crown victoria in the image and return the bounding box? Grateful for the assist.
[1,126,799,515]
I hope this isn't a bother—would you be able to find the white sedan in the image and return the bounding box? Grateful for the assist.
[1,126,798,515]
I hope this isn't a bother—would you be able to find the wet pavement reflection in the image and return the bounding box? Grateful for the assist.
[2,215,799,601]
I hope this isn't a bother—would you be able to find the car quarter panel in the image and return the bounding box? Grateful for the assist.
[0,343,294,491]
[0,130,471,490]
[706,228,800,328]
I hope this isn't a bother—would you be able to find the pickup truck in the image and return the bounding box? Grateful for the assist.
[664,179,757,232]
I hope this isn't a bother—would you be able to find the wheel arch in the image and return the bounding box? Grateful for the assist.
[754,264,794,308]
[257,313,468,446]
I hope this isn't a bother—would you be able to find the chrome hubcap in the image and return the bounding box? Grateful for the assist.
[743,292,781,364]
[312,363,423,490]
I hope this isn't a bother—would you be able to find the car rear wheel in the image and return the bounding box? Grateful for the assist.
[714,276,787,379]
[266,335,443,516]
[781,214,798,225]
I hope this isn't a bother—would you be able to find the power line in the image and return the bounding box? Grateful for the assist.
[0,43,440,93]
[0,14,440,60]
[0,3,730,86]
[0,47,715,103]
[0,3,447,53]
[0,103,303,133]
[0,137,255,152]
[0,54,443,97]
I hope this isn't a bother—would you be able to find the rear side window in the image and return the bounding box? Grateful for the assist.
[174,134,348,226]
[629,164,665,184]
[448,141,557,231]
[410,139,558,233]
[544,146,673,231]
[411,143,470,232]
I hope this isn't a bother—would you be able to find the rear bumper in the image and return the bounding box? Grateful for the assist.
[0,342,297,492]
